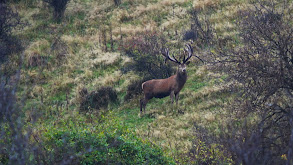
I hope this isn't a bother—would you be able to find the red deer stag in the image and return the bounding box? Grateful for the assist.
[140,44,203,115]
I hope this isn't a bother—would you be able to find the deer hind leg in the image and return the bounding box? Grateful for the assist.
[140,98,144,116]
[140,97,149,116]
[170,91,175,104]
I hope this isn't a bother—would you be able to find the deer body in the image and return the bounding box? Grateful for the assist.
[140,44,203,115]
[142,69,187,99]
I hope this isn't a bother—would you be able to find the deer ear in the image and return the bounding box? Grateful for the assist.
[185,61,191,65]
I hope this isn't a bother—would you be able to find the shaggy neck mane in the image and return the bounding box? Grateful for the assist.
[176,71,187,84]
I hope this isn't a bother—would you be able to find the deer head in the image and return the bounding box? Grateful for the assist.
[161,44,203,74]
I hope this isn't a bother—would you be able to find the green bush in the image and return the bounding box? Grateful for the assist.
[43,116,175,164]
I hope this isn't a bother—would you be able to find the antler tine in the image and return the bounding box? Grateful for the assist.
[183,44,204,63]
[161,47,181,64]
[183,44,193,63]
[171,54,180,64]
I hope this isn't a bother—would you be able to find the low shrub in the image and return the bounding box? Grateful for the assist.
[124,77,151,101]
[80,86,118,112]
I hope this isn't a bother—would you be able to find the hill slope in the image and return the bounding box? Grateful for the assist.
[2,0,253,164]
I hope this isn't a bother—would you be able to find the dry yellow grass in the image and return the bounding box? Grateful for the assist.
[137,115,193,153]
[25,39,50,56]
[117,71,140,92]
[92,70,122,87]
[50,74,74,95]
[192,0,220,10]
[160,0,189,6]
[112,22,158,37]
[132,3,162,17]
[30,85,44,98]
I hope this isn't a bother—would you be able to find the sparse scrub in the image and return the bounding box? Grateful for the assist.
[189,124,232,165]
[184,8,215,48]
[212,0,293,164]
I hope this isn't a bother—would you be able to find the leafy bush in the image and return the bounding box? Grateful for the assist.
[120,31,174,79]
[43,0,70,22]
[80,86,118,112]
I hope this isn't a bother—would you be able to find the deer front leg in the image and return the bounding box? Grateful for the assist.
[175,92,179,106]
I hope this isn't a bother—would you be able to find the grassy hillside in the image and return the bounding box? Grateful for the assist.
[4,0,291,164]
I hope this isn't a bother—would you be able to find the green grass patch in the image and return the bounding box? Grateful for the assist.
[117,107,155,129]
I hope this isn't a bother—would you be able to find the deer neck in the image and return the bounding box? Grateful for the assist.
[176,71,187,86]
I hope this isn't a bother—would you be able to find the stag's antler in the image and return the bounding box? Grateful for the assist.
[183,44,204,63]
[161,48,181,64]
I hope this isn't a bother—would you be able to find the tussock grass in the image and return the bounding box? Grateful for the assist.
[24,39,50,60]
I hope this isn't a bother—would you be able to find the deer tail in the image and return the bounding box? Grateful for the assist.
[142,82,146,90]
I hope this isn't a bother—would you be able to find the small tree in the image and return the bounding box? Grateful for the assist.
[113,0,121,6]
[43,0,70,22]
